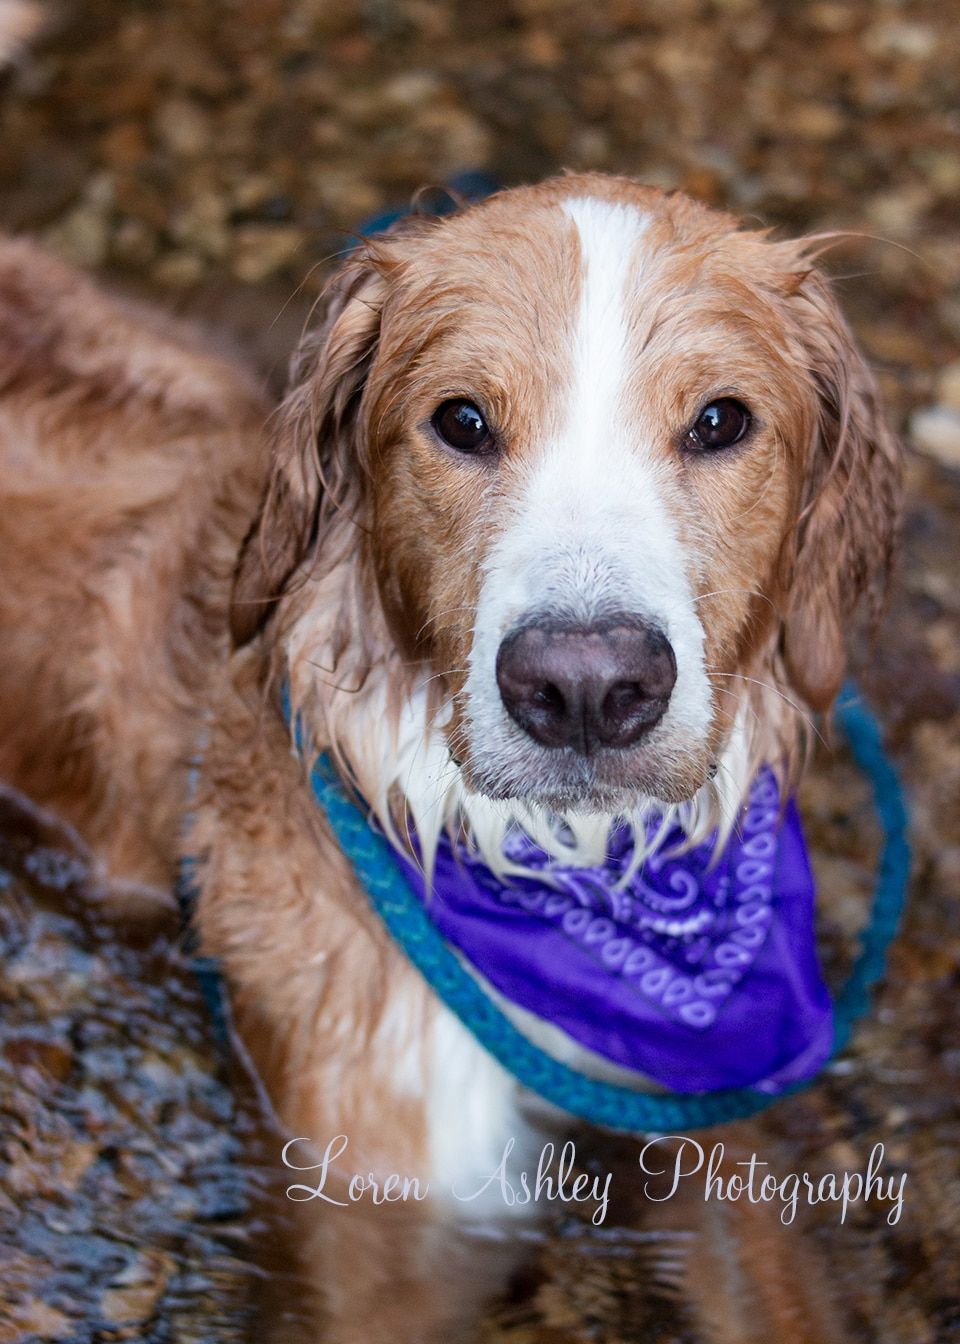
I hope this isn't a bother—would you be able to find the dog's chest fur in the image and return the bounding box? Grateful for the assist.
[190,652,567,1207]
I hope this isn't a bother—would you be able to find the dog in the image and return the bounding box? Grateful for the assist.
[0,174,901,1340]
[193,173,902,1338]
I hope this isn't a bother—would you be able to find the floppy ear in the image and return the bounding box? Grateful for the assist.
[780,267,902,710]
[229,253,388,647]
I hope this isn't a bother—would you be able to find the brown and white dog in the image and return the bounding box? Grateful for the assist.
[0,174,901,1340]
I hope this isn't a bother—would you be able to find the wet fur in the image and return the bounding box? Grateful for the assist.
[199,177,900,1339]
[229,176,901,876]
[0,176,902,1342]
[0,237,268,905]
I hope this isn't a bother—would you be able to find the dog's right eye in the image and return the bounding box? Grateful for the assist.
[431,399,493,454]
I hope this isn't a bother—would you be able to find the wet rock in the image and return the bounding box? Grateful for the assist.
[110,216,159,266]
[169,190,231,259]
[230,172,286,215]
[935,360,960,413]
[865,185,931,237]
[910,406,960,469]
[150,250,207,288]
[790,101,845,140]
[0,1296,73,1343]
[99,121,149,170]
[230,223,307,282]
[42,202,111,268]
[153,97,212,158]
[864,20,937,61]
[913,149,960,198]
[0,791,267,1341]
[308,163,379,221]
[101,1249,173,1326]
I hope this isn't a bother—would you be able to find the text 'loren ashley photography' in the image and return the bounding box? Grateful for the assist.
[283,1135,909,1229]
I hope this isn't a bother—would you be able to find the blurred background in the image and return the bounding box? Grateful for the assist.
[1,2,959,1341]
[1,0,958,388]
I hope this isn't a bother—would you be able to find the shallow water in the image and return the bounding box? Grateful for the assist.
[0,789,270,1340]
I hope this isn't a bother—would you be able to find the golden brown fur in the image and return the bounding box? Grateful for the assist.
[0,236,268,904]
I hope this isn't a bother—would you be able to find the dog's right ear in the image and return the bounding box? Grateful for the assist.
[229,252,388,647]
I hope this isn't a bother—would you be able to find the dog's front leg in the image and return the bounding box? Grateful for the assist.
[271,1188,533,1344]
[245,980,552,1343]
[193,688,557,1338]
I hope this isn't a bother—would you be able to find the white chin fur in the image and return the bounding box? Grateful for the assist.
[290,650,753,884]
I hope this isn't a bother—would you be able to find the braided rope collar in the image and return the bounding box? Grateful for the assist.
[282,686,910,1132]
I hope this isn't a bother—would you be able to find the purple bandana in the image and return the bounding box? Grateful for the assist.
[397,770,833,1094]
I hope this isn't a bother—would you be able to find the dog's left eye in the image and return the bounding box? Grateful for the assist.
[685,398,752,451]
[431,399,493,454]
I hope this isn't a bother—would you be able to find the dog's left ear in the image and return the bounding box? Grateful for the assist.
[778,262,902,710]
[231,214,445,648]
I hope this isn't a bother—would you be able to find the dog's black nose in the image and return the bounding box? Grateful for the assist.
[495,618,677,753]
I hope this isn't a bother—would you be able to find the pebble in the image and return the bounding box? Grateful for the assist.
[111,216,158,266]
[308,164,380,220]
[150,250,206,288]
[935,360,960,413]
[169,190,230,259]
[910,406,960,469]
[864,20,937,60]
[382,70,444,107]
[912,149,960,198]
[230,172,284,214]
[865,185,931,237]
[0,1298,72,1342]
[43,204,111,268]
[99,121,148,169]
[790,101,845,140]
[153,97,212,157]
[230,223,308,283]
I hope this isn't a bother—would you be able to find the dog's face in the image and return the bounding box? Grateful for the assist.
[233,175,900,816]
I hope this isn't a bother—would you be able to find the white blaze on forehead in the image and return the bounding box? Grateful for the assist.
[562,196,650,452]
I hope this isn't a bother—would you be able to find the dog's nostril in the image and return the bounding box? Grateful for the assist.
[605,682,645,715]
[534,683,564,711]
[495,618,677,754]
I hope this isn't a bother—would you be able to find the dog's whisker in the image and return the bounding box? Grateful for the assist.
[705,669,827,750]
[692,586,778,613]
[415,605,478,639]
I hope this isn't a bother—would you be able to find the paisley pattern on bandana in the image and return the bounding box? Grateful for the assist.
[396,769,834,1094]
